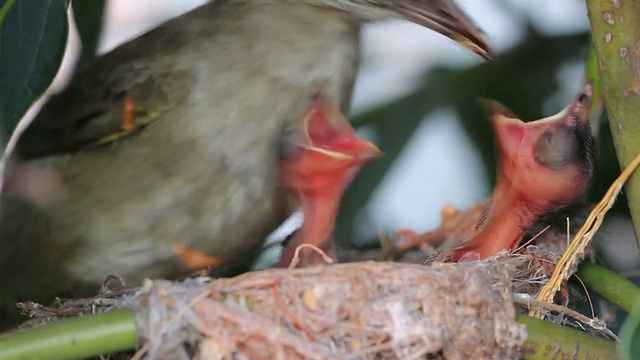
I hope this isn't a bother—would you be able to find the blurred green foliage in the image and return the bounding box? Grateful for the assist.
[72,0,106,65]
[0,0,68,141]
[0,0,105,142]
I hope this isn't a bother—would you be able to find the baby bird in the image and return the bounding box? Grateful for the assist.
[277,91,381,268]
[446,84,595,262]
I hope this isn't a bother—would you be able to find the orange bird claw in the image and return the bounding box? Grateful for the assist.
[171,244,223,270]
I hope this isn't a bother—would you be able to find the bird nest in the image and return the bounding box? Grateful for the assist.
[15,202,596,360]
[21,258,529,360]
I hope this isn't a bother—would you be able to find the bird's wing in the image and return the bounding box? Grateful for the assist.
[15,3,214,160]
[16,64,196,159]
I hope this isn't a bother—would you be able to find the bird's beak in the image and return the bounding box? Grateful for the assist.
[279,90,382,191]
[300,93,383,162]
[387,0,492,60]
[480,99,527,159]
[348,138,383,161]
[483,83,594,166]
[305,137,382,162]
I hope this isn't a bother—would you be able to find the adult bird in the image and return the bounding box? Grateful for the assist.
[0,0,490,313]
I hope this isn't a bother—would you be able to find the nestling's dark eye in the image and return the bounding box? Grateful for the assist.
[534,126,578,170]
[534,123,595,174]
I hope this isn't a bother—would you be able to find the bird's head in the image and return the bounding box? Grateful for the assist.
[443,85,596,263]
[279,91,382,194]
[305,0,491,59]
[484,84,595,211]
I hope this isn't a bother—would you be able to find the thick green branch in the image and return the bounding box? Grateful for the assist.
[518,314,618,360]
[0,305,622,359]
[577,262,640,313]
[587,0,640,246]
[0,309,137,360]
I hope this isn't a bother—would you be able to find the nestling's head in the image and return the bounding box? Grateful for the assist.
[279,90,382,194]
[484,84,596,212]
[443,85,596,263]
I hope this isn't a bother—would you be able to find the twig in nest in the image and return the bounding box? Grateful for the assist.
[512,225,550,253]
[514,293,620,342]
[288,244,334,269]
[131,288,212,360]
[530,150,640,318]
[99,274,126,295]
[272,281,316,341]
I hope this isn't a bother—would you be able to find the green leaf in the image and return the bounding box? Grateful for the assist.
[0,0,15,27]
[72,0,105,65]
[620,301,640,360]
[0,0,69,141]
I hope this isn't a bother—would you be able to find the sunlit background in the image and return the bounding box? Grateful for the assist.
[52,0,639,272]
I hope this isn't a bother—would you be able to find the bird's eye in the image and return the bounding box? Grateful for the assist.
[534,126,577,170]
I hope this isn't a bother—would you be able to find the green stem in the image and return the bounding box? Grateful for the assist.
[577,262,640,314]
[0,309,137,360]
[0,305,623,359]
[518,314,618,360]
[586,0,640,246]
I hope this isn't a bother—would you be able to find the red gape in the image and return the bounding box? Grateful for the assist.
[276,92,382,268]
[446,85,595,262]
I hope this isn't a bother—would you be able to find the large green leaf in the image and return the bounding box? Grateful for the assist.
[0,0,69,141]
[72,0,105,65]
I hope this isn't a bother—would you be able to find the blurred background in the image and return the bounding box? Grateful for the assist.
[54,0,639,272]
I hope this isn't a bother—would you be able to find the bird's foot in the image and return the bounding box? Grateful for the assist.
[170,244,223,270]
